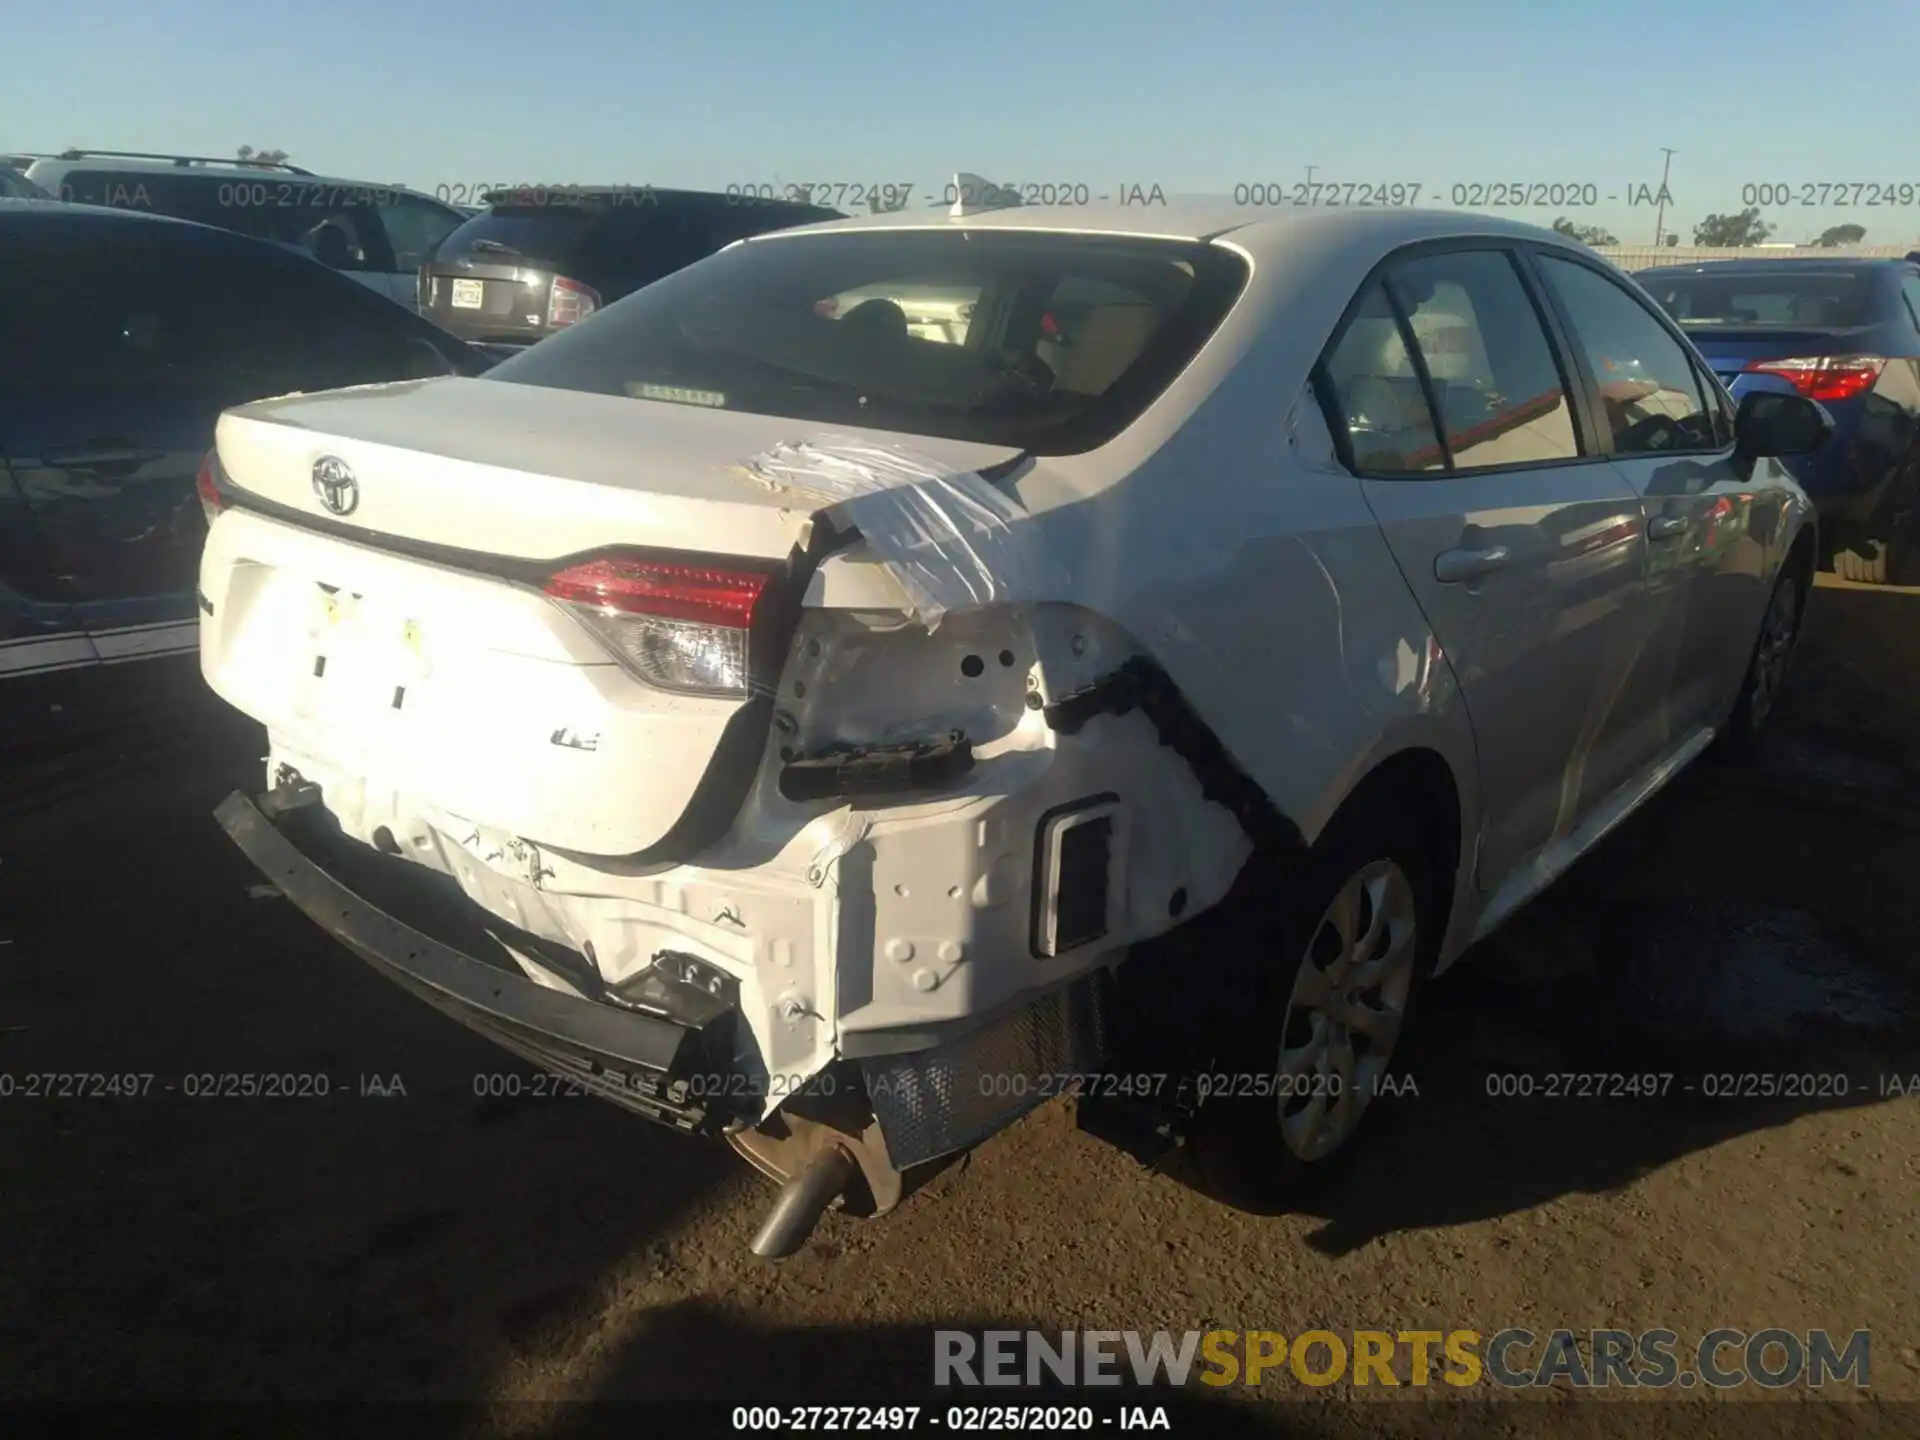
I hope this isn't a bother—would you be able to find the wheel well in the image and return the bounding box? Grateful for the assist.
[1332,748,1463,969]
[1787,522,1818,586]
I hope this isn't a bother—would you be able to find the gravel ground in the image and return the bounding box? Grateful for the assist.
[2,575,1916,1438]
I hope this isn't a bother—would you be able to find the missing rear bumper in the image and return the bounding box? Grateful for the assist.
[214,786,744,1133]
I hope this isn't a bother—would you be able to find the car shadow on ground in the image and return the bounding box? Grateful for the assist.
[0,704,746,1403]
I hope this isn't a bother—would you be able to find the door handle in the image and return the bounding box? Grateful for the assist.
[1433,545,1511,584]
[42,444,166,468]
[1647,514,1689,540]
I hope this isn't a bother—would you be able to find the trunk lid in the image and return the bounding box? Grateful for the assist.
[203,378,1024,858]
[216,376,1020,560]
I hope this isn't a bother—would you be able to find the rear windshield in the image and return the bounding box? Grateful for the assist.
[435,206,603,266]
[1639,271,1872,328]
[484,229,1249,455]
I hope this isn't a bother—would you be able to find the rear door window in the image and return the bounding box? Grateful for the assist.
[1318,281,1447,474]
[1384,250,1582,470]
[211,183,397,274]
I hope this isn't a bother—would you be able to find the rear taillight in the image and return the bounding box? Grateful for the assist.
[546,275,601,330]
[543,555,771,696]
[196,449,228,525]
[1742,355,1885,403]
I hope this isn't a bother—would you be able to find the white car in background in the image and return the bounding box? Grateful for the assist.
[199,197,1827,1256]
[14,150,462,311]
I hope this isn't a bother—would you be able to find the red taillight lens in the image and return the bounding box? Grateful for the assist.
[543,556,771,696]
[196,449,228,523]
[544,557,768,626]
[1742,355,1885,403]
[546,275,601,329]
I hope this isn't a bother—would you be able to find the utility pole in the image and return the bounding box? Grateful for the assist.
[1305,163,1317,197]
[1652,147,1676,246]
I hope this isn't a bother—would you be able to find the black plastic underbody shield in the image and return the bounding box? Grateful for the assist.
[778,731,974,803]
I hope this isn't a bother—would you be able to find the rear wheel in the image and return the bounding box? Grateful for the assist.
[1191,797,1436,1208]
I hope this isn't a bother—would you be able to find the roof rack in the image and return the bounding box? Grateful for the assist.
[52,149,314,175]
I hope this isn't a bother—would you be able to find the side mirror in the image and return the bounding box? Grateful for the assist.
[1734,390,1833,458]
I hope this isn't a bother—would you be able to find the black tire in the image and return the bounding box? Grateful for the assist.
[1833,537,1891,585]
[1719,562,1806,762]
[1189,795,1438,1211]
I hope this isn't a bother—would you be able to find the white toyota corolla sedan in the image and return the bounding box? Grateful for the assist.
[198,194,1828,1255]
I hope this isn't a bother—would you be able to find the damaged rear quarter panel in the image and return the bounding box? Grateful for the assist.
[777,230,1479,866]
[748,233,1486,1032]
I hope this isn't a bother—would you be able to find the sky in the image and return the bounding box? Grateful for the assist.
[4,0,1918,247]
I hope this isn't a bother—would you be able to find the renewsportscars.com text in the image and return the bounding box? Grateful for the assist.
[934,1328,1870,1390]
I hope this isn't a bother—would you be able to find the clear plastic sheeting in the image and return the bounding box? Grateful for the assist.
[741,436,1061,628]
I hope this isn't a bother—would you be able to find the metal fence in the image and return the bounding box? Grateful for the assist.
[1598,244,1914,271]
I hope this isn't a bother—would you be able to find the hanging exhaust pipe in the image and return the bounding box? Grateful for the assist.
[749,1144,861,1259]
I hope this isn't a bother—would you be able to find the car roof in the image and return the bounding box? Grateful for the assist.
[746,199,1602,262]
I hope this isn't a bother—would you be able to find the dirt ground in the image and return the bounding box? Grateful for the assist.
[2,574,1917,1438]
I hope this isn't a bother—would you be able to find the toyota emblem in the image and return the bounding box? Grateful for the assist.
[311,455,359,516]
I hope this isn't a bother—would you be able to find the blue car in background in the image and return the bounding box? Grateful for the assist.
[1636,257,1920,583]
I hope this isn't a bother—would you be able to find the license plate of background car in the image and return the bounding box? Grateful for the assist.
[450,278,484,309]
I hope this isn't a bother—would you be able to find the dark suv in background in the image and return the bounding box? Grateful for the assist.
[419,187,840,350]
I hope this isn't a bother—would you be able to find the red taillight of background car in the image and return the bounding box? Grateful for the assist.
[196,449,229,524]
[546,275,601,329]
[1742,355,1885,404]
[543,555,772,696]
